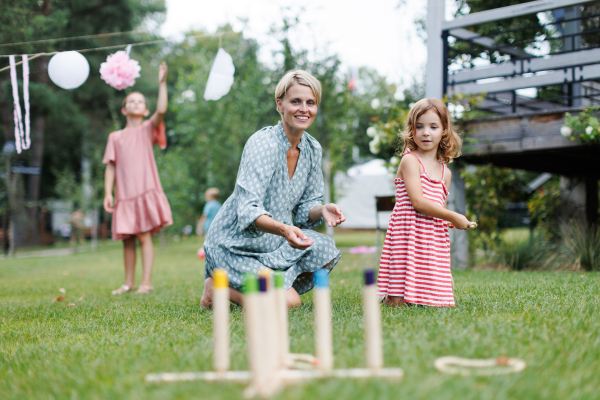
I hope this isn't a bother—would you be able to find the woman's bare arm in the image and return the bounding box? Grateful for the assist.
[254,215,314,249]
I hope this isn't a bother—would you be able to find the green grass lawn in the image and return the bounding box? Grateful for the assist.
[1,236,599,400]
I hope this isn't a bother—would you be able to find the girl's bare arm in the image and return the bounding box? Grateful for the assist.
[152,62,168,128]
[401,156,470,229]
[104,162,116,213]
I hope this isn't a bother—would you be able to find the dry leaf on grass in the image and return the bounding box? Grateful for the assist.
[62,271,69,276]
[59,288,66,294]
[52,296,66,302]
[79,271,84,276]
[78,296,84,301]
[26,281,31,285]
[67,303,76,307]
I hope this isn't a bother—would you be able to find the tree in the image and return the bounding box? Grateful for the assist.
[159,26,276,230]
[0,0,166,245]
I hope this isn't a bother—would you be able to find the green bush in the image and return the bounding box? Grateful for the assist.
[558,221,600,271]
[528,180,561,239]
[492,232,551,271]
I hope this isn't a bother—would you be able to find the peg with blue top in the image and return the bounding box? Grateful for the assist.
[313,268,333,373]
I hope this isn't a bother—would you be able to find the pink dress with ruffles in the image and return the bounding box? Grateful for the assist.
[102,117,173,240]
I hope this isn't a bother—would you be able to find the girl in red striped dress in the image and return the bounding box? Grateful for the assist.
[377,98,471,307]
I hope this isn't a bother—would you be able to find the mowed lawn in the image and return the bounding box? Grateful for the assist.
[1,236,599,400]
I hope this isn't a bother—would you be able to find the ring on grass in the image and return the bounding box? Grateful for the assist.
[434,356,526,376]
[286,353,319,370]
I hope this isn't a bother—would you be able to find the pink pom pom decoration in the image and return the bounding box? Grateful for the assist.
[99,51,141,90]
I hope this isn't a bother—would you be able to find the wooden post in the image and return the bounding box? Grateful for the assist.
[363,270,383,371]
[448,164,468,269]
[243,274,266,397]
[252,274,281,397]
[274,271,290,368]
[323,150,334,238]
[314,269,333,373]
[426,0,445,99]
[258,270,279,377]
[212,269,230,374]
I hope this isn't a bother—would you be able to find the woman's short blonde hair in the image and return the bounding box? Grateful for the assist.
[275,70,322,105]
[400,98,462,164]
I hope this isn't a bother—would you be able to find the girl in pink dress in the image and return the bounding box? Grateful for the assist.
[103,62,172,295]
[377,98,472,307]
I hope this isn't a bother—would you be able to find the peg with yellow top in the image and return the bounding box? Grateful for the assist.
[212,269,229,374]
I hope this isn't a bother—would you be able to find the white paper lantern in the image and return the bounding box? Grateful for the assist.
[203,48,235,101]
[48,51,90,90]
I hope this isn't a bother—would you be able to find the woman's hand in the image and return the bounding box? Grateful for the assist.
[451,213,471,230]
[321,203,346,227]
[103,194,114,214]
[282,225,315,250]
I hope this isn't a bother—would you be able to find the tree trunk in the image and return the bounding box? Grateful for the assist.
[1,74,13,254]
[28,59,47,205]
[1,75,11,142]
[26,59,48,245]
[322,150,334,238]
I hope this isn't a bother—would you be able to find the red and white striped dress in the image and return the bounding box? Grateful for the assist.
[377,151,455,307]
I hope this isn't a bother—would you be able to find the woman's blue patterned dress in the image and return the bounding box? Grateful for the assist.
[204,122,341,294]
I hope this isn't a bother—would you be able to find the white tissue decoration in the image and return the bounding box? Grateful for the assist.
[203,48,235,101]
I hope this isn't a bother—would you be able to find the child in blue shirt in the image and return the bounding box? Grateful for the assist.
[197,188,222,236]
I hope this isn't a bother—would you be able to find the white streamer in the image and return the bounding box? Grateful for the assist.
[8,55,31,154]
[9,55,23,154]
[22,55,31,149]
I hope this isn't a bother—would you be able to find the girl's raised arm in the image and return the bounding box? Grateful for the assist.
[401,155,470,230]
[152,62,168,129]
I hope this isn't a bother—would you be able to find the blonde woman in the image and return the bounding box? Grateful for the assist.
[201,70,345,309]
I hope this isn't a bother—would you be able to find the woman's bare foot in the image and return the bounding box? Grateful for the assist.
[200,277,214,309]
[384,295,406,307]
[201,277,244,308]
[285,287,302,308]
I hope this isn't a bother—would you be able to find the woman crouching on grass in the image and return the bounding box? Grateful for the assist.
[200,70,346,309]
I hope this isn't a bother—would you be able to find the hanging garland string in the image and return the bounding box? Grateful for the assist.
[0,30,142,48]
[0,31,237,73]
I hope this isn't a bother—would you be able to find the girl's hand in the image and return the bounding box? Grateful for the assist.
[104,194,114,214]
[158,62,167,83]
[322,203,346,227]
[451,213,471,230]
[283,225,314,250]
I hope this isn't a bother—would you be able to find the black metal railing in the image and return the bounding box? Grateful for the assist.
[443,10,600,116]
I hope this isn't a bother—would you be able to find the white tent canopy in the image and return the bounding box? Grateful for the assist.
[334,159,395,229]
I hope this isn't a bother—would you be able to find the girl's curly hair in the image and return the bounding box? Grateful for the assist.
[400,98,462,164]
